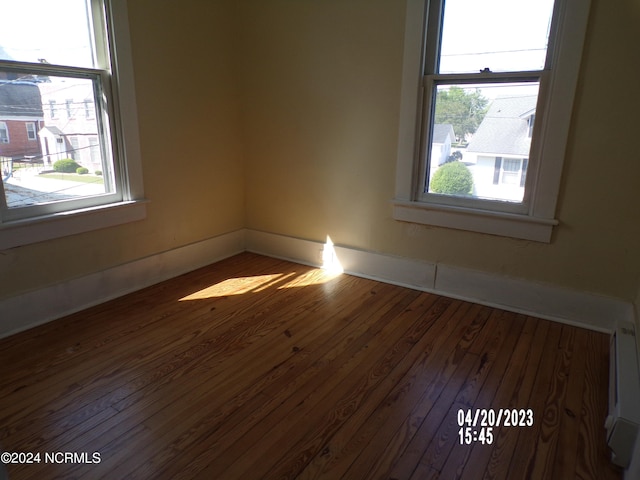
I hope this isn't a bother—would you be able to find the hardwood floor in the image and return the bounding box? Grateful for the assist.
[0,253,622,479]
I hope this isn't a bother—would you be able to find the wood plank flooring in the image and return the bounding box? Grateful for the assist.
[0,253,622,479]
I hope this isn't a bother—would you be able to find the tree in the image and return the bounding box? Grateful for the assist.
[434,86,488,142]
[430,161,474,196]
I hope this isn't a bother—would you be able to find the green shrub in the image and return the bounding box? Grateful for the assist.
[430,161,474,196]
[53,158,80,173]
[76,167,89,175]
[95,170,102,176]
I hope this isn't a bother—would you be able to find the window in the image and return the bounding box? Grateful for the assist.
[527,114,536,138]
[499,158,524,186]
[393,0,591,242]
[0,122,8,143]
[84,99,94,119]
[0,0,145,249]
[89,136,100,164]
[26,122,36,140]
[69,136,80,160]
[49,100,57,119]
[65,99,74,119]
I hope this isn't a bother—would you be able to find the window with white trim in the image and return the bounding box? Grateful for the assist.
[49,100,57,119]
[84,99,94,119]
[0,0,145,249]
[26,122,37,141]
[65,99,75,119]
[393,0,591,242]
[0,121,8,143]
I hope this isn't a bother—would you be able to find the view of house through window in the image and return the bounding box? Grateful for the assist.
[0,73,113,208]
[0,0,121,220]
[428,81,539,203]
[424,0,555,204]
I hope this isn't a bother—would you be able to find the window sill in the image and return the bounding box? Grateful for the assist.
[0,200,148,250]
[392,199,557,242]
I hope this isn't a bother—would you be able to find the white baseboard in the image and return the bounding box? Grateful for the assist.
[245,230,323,268]
[0,229,246,339]
[1,228,634,339]
[435,264,631,333]
[244,230,437,291]
[247,229,633,333]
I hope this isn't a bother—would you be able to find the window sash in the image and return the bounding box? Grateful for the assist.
[417,71,545,214]
[0,62,123,223]
[0,122,8,143]
[501,158,522,185]
[26,122,37,140]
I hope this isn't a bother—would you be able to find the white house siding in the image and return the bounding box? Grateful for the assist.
[428,124,456,183]
[469,155,525,202]
[38,79,103,173]
[429,142,450,182]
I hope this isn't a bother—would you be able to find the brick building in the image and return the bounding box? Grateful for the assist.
[0,77,44,161]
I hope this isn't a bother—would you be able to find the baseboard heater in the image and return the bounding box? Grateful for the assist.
[605,321,640,467]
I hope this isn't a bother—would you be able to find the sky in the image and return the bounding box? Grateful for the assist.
[437,0,555,100]
[439,0,555,74]
[0,0,94,68]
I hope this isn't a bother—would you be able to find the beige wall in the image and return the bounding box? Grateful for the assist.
[0,0,245,299]
[241,0,640,302]
[2,0,639,307]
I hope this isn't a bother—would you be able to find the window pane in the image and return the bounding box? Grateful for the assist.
[0,0,95,68]
[501,158,521,185]
[1,72,115,209]
[439,0,555,74]
[427,82,539,203]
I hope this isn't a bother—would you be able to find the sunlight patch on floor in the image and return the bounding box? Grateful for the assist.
[179,273,289,300]
[180,236,344,300]
[276,268,342,289]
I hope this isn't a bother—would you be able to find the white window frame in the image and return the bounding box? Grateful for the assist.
[26,122,37,141]
[65,99,74,119]
[84,99,94,119]
[0,122,8,143]
[0,0,145,250]
[69,135,80,160]
[393,0,591,242]
[499,158,524,186]
[89,135,100,164]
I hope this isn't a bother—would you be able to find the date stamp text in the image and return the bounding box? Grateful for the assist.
[457,408,534,445]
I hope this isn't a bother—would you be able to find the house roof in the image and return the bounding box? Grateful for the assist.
[40,125,64,136]
[0,81,44,118]
[466,95,537,156]
[433,123,455,144]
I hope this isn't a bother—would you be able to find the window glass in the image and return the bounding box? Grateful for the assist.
[0,71,115,211]
[426,81,539,203]
[26,122,37,140]
[439,0,555,74]
[0,122,8,143]
[501,158,521,184]
[0,0,95,68]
